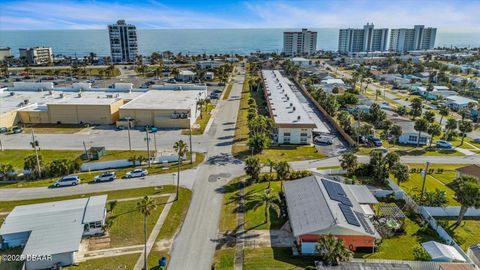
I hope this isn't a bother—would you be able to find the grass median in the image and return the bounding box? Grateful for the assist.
[181,104,215,135]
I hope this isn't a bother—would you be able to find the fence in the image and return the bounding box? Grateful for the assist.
[422,206,480,217]
[351,258,475,270]
[385,178,474,264]
[293,78,356,147]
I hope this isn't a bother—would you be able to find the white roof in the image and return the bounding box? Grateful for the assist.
[291,57,309,62]
[120,90,205,110]
[422,241,466,262]
[0,195,106,256]
[179,70,195,76]
[262,70,316,127]
[321,78,345,85]
[446,95,476,105]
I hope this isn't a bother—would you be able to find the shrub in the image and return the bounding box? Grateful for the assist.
[413,244,431,261]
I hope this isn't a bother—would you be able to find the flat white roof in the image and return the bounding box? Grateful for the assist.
[422,241,466,262]
[446,95,476,105]
[0,195,106,256]
[120,90,205,110]
[262,70,316,128]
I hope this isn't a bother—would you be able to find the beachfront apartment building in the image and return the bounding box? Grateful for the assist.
[108,20,138,63]
[338,23,388,54]
[19,47,53,65]
[389,25,437,52]
[283,28,317,56]
[0,47,12,62]
[261,70,316,144]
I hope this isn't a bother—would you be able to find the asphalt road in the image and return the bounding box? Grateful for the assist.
[167,67,246,270]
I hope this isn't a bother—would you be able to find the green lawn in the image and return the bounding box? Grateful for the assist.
[156,189,192,240]
[147,249,169,270]
[357,145,464,156]
[0,152,204,188]
[316,165,342,170]
[24,124,87,134]
[66,253,139,269]
[222,83,234,100]
[356,214,442,260]
[213,248,235,270]
[0,185,179,212]
[181,104,215,135]
[398,172,459,206]
[0,149,82,169]
[108,197,168,247]
[219,176,245,231]
[244,181,285,230]
[243,248,316,270]
[232,74,252,158]
[257,145,326,163]
[439,219,480,251]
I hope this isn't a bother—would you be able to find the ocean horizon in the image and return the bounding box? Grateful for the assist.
[1,28,480,57]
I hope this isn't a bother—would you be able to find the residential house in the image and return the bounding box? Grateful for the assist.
[467,243,480,267]
[394,119,430,145]
[203,71,214,81]
[414,85,455,100]
[446,95,477,111]
[196,60,222,69]
[455,165,480,180]
[0,196,107,270]
[291,57,312,67]
[283,176,380,255]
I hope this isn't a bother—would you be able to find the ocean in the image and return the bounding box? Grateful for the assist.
[1,28,480,57]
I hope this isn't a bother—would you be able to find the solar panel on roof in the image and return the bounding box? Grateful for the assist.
[355,211,375,234]
[322,179,353,206]
[338,203,360,227]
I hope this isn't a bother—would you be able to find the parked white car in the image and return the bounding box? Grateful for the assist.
[125,169,148,178]
[94,171,116,182]
[54,175,80,187]
[314,135,334,145]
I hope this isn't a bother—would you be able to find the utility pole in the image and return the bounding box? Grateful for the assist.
[0,139,3,151]
[30,129,41,178]
[420,161,430,202]
[126,117,132,151]
[145,130,151,167]
[188,121,193,164]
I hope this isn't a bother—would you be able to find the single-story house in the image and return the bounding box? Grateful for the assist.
[176,70,196,82]
[422,241,466,262]
[377,74,410,85]
[414,86,456,100]
[456,164,480,180]
[291,57,311,67]
[283,176,380,255]
[0,195,107,270]
[316,262,412,270]
[196,60,222,69]
[446,95,477,111]
[394,119,430,145]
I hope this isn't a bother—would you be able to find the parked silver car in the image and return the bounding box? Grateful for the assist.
[125,169,148,178]
[94,171,116,182]
[54,175,80,187]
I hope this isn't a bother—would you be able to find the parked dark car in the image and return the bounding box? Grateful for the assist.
[367,135,383,147]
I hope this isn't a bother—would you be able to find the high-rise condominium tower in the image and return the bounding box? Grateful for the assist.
[108,20,138,63]
[389,25,437,52]
[338,23,388,53]
[283,28,318,56]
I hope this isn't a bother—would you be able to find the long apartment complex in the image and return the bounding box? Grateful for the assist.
[108,20,138,63]
[339,24,437,53]
[283,28,317,56]
[262,70,316,145]
[19,47,53,65]
[389,25,437,52]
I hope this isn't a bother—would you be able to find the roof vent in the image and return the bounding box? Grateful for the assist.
[293,106,296,111]
[290,103,293,107]
[297,115,301,120]
[59,93,64,98]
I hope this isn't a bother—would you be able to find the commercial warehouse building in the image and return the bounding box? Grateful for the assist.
[262,70,316,144]
[0,196,107,269]
[1,83,206,129]
[119,90,206,128]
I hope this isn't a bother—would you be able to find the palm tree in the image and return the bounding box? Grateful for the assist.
[438,106,449,125]
[264,159,276,188]
[316,234,353,266]
[452,176,480,226]
[173,140,188,201]
[391,163,409,185]
[137,196,157,270]
[427,123,442,148]
[251,188,280,224]
[0,164,14,180]
[244,156,261,181]
[339,152,357,176]
[444,118,458,140]
[414,118,429,147]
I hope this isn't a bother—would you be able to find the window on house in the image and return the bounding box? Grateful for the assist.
[284,132,291,136]
[408,135,417,141]
[300,133,308,136]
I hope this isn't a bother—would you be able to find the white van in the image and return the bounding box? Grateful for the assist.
[315,135,334,145]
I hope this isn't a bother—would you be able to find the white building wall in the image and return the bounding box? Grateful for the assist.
[277,127,312,145]
[25,252,75,270]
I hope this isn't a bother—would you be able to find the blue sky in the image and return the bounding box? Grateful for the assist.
[1,0,479,31]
